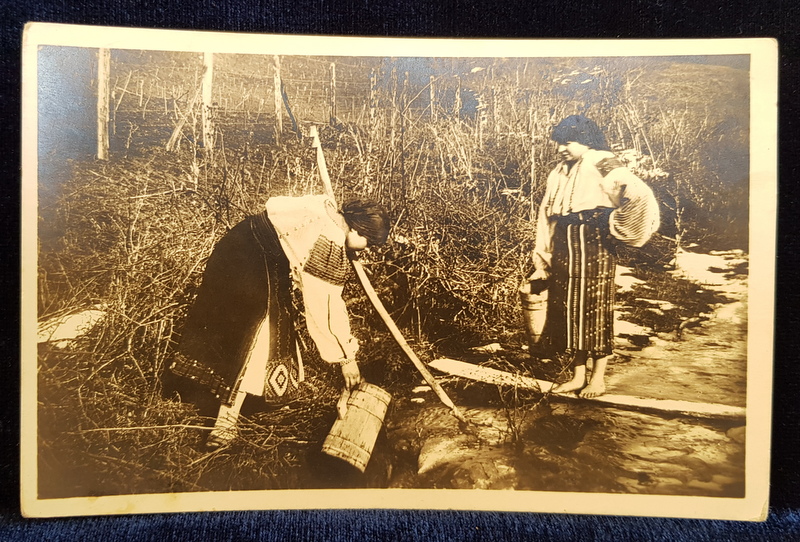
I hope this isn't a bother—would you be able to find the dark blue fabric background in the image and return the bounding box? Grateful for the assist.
[4,1,799,539]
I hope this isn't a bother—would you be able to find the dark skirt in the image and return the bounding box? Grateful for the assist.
[539,209,617,359]
[170,212,297,406]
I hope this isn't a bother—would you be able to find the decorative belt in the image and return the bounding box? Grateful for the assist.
[558,208,613,225]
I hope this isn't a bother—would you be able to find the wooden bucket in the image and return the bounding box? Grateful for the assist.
[322,381,392,472]
[519,280,548,350]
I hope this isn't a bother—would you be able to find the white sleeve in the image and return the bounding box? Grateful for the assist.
[532,170,559,273]
[603,169,660,247]
[300,272,359,363]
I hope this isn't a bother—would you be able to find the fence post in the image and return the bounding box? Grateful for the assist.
[493,88,499,134]
[491,67,498,135]
[273,55,282,144]
[369,68,377,132]
[454,75,461,120]
[202,52,214,151]
[96,48,111,160]
[389,67,398,151]
[329,62,337,124]
[529,110,538,221]
[429,75,436,121]
[401,71,408,178]
[478,94,485,148]
[368,68,377,159]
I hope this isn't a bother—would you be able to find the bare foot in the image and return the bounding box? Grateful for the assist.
[579,355,610,398]
[551,380,583,394]
[551,366,587,394]
[579,380,606,398]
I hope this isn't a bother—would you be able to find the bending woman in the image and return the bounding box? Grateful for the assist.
[529,115,659,398]
[170,195,390,448]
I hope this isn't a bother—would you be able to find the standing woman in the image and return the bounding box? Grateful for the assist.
[528,115,659,397]
[170,195,390,449]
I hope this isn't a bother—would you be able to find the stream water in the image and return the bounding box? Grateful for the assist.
[381,251,748,497]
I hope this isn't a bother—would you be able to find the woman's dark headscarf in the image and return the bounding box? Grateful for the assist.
[341,199,390,246]
[551,115,610,151]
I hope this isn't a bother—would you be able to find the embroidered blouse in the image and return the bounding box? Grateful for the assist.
[266,195,359,364]
[534,149,660,272]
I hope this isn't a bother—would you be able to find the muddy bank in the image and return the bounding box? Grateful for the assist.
[384,402,744,496]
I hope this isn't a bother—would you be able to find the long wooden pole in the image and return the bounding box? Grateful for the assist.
[309,126,466,424]
[309,126,334,197]
[351,262,467,423]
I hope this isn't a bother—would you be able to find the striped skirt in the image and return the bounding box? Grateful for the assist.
[541,210,616,358]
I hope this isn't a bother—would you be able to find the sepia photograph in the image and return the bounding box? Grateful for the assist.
[21,23,777,520]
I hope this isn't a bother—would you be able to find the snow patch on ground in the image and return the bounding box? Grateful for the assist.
[671,249,747,287]
[37,305,107,347]
[616,266,644,292]
[649,300,676,311]
[715,302,743,324]
[615,250,748,343]
[615,315,651,337]
[471,343,503,353]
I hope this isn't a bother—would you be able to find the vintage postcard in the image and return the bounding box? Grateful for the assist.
[21,23,777,520]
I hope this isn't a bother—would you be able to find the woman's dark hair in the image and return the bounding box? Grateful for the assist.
[551,115,610,151]
[341,199,390,246]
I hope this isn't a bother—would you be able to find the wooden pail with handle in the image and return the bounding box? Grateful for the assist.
[322,381,392,472]
[520,279,548,351]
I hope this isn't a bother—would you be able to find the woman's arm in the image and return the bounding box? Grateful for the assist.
[531,170,559,278]
[301,272,359,364]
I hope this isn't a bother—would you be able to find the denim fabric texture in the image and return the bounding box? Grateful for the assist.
[2,510,800,541]
[4,0,800,540]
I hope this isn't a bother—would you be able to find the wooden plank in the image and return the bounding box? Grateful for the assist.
[431,357,555,392]
[430,358,746,420]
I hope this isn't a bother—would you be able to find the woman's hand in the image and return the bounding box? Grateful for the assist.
[528,268,549,282]
[341,358,362,390]
[520,268,549,295]
[345,230,368,252]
